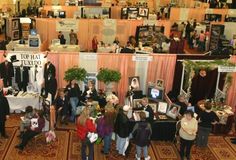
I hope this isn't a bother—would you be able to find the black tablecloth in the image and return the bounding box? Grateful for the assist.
[129,117,177,141]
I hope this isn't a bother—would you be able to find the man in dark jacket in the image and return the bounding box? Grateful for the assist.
[0,79,10,138]
[140,97,154,124]
[114,105,130,156]
[0,60,14,87]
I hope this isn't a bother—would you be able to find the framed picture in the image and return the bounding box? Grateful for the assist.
[133,98,142,108]
[157,101,168,114]
[138,8,149,17]
[12,30,19,40]
[149,103,157,113]
[22,31,29,40]
[166,104,181,119]
[156,79,164,88]
[83,72,98,91]
[129,76,140,91]
[12,19,19,30]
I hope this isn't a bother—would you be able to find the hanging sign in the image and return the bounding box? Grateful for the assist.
[218,66,236,72]
[6,51,46,67]
[56,19,78,32]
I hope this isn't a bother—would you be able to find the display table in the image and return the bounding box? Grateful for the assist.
[14,44,40,52]
[6,93,40,113]
[97,46,116,53]
[197,100,234,134]
[129,117,177,141]
[49,44,80,52]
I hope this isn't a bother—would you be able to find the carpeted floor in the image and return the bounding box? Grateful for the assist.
[5,114,23,128]
[0,128,17,160]
[3,130,69,160]
[2,116,236,160]
[208,136,236,160]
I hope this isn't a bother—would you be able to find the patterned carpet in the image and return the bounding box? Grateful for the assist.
[0,128,17,160]
[152,141,180,160]
[4,130,69,160]
[207,136,236,160]
[5,114,22,128]
[224,137,236,153]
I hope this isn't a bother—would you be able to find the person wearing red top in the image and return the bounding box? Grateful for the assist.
[198,30,206,51]
[77,107,96,160]
[92,36,98,52]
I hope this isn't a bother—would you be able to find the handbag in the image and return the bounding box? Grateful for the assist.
[85,132,98,144]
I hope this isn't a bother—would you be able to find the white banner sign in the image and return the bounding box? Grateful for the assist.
[143,20,156,26]
[132,55,153,62]
[56,19,78,32]
[7,52,46,67]
[218,66,236,73]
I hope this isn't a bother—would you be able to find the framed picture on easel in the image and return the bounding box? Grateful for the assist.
[12,30,19,40]
[156,79,164,88]
[12,19,19,30]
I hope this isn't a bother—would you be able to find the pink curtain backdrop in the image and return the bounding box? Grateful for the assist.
[227,55,236,110]
[97,53,135,104]
[147,54,177,94]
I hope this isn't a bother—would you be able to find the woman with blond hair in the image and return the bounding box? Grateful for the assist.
[77,107,96,160]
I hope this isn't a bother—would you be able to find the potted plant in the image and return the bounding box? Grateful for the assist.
[97,68,121,94]
[64,66,87,82]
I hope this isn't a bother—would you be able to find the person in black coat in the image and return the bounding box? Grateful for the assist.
[58,31,66,45]
[140,97,154,124]
[65,79,81,122]
[53,89,69,125]
[44,61,57,101]
[0,60,14,87]
[0,79,10,138]
[114,105,130,156]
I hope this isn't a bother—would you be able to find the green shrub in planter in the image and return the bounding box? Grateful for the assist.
[64,67,87,82]
[97,68,121,84]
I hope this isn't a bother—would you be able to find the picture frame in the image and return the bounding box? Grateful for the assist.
[82,72,98,92]
[129,76,140,91]
[133,98,142,108]
[12,19,19,30]
[12,30,19,40]
[166,104,181,119]
[157,101,168,114]
[138,8,149,18]
[156,79,164,88]
[149,103,157,113]
[21,23,30,31]
[22,31,29,40]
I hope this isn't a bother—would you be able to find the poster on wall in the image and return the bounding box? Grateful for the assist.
[6,51,46,67]
[82,72,98,91]
[56,19,78,32]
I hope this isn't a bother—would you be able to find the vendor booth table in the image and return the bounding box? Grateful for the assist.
[6,94,40,113]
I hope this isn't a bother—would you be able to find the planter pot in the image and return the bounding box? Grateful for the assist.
[105,82,114,95]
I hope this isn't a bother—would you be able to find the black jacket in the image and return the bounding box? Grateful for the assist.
[65,83,81,99]
[0,61,14,86]
[15,67,29,84]
[132,121,152,147]
[0,93,10,122]
[143,105,154,123]
[44,62,56,81]
[82,87,98,101]
[114,111,130,138]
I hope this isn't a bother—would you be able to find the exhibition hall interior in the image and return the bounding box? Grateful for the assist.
[0,0,236,160]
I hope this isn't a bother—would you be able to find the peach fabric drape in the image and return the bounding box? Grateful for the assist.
[226,55,236,110]
[47,52,80,88]
[97,53,135,104]
[147,54,177,94]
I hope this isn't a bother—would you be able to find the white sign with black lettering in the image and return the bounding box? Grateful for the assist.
[6,51,46,67]
[218,66,236,72]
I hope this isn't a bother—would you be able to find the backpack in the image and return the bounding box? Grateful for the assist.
[133,122,151,147]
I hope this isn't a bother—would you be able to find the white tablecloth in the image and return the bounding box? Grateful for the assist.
[6,95,40,113]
